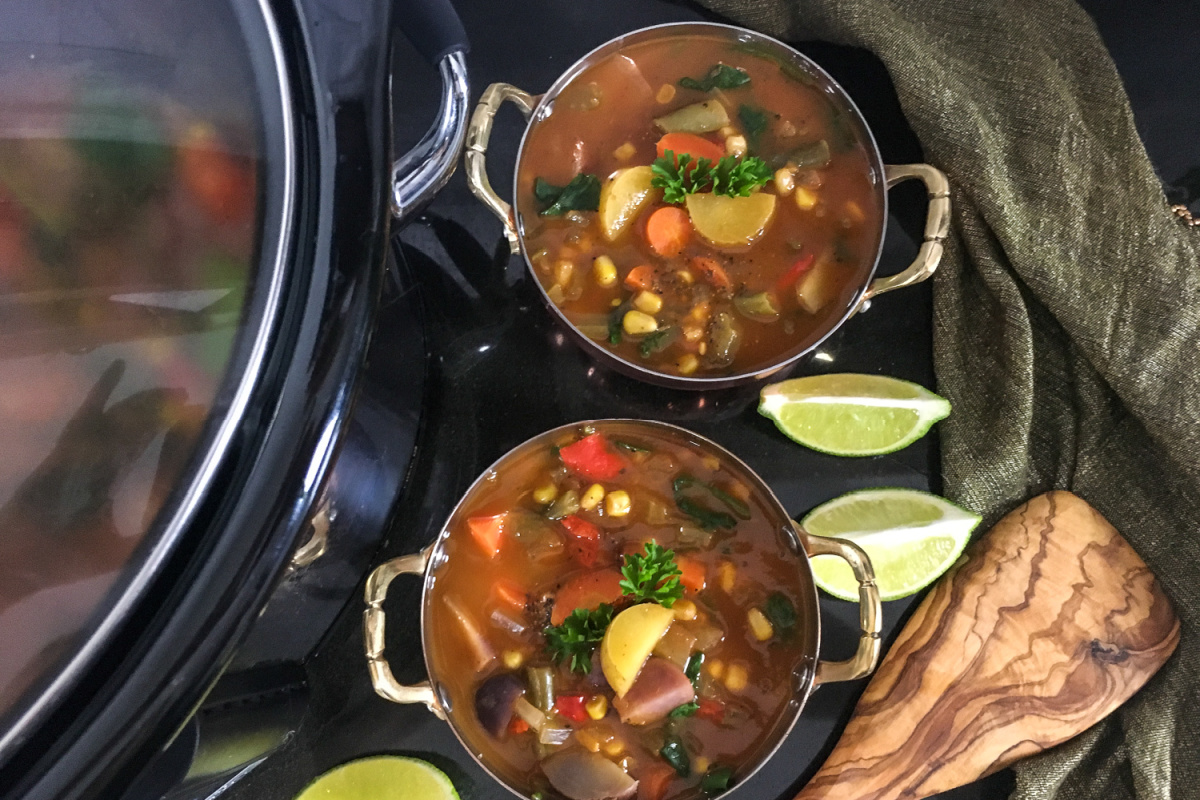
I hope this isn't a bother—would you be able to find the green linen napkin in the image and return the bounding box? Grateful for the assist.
[692,0,1200,797]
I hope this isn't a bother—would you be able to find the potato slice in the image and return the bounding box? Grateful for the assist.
[685,192,776,247]
[599,166,660,241]
[600,602,675,697]
[653,100,730,134]
[796,255,841,313]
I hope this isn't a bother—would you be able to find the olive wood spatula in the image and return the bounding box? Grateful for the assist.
[796,490,1180,800]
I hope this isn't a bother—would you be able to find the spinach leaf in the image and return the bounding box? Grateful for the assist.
[684,652,705,688]
[607,301,631,345]
[679,63,751,92]
[660,735,691,776]
[764,592,797,634]
[669,700,700,718]
[639,326,679,358]
[701,767,734,795]
[738,104,768,149]
[536,173,601,216]
[674,475,751,519]
[676,497,737,531]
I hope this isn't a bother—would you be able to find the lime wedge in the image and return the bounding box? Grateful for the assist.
[801,488,981,601]
[758,374,950,456]
[295,756,459,800]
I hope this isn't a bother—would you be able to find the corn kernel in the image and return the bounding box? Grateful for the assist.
[532,482,558,504]
[702,455,720,471]
[774,167,796,196]
[698,342,707,356]
[673,598,698,621]
[724,662,748,692]
[502,650,525,670]
[656,84,677,104]
[705,659,725,680]
[602,739,625,757]
[580,483,606,511]
[694,756,711,774]
[748,607,774,641]
[843,200,866,225]
[613,141,637,161]
[612,298,622,307]
[554,260,575,288]
[676,269,694,285]
[718,560,736,592]
[725,134,747,158]
[592,255,618,288]
[719,126,737,138]
[622,310,658,336]
[683,325,704,342]
[576,727,603,753]
[676,353,700,376]
[586,695,609,721]
[605,490,631,517]
[794,186,818,210]
[688,301,711,322]
[633,290,663,315]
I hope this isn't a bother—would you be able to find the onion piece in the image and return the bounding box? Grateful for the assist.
[490,609,526,636]
[542,749,639,800]
[539,725,574,745]
[513,695,546,731]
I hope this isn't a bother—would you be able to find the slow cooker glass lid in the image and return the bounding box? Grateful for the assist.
[0,0,291,739]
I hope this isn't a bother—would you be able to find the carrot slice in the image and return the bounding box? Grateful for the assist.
[676,556,706,593]
[624,264,656,292]
[552,567,626,625]
[467,513,507,557]
[656,133,726,165]
[493,579,527,610]
[691,256,733,293]
[559,514,603,568]
[645,206,692,257]
[638,761,677,800]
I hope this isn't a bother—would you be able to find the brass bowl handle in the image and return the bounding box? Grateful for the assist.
[861,163,951,303]
[796,526,883,685]
[362,545,445,718]
[464,82,538,255]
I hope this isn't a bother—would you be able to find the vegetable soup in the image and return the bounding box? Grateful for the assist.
[426,422,814,800]
[516,33,883,379]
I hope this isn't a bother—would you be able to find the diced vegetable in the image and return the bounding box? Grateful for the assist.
[723,663,748,692]
[540,725,574,746]
[599,166,661,241]
[638,762,676,800]
[613,658,695,725]
[552,568,625,626]
[717,561,736,592]
[685,192,776,248]
[645,206,692,257]
[555,694,591,723]
[676,558,706,593]
[513,695,546,730]
[775,253,815,293]
[491,609,527,636]
[676,354,699,375]
[510,512,567,561]
[696,698,725,723]
[586,694,609,720]
[700,767,734,795]
[624,264,656,292]
[445,595,496,672]
[684,620,725,652]
[732,291,780,322]
[560,433,626,481]
[793,185,818,210]
[795,254,840,313]
[546,489,581,521]
[475,673,526,737]
[634,291,664,316]
[747,608,773,641]
[503,649,526,670]
[560,514,602,567]
[593,255,618,288]
[789,139,831,169]
[600,602,676,697]
[706,312,740,368]
[509,716,531,735]
[656,133,725,164]
[542,749,639,800]
[653,625,698,667]
[659,735,691,777]
[526,665,557,712]
[689,257,732,294]
[467,513,506,557]
[605,490,632,517]
[493,579,527,610]
[653,100,730,134]
[533,482,559,505]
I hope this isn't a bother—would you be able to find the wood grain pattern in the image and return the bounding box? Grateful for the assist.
[796,491,1179,800]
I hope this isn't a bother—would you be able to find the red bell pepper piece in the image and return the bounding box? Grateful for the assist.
[775,253,816,294]
[559,514,602,567]
[696,698,725,723]
[554,694,590,723]
[559,433,626,481]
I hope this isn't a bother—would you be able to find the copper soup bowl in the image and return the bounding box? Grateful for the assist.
[464,22,949,389]
[363,419,882,800]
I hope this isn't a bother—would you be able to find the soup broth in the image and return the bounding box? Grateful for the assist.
[516,33,883,379]
[426,422,814,800]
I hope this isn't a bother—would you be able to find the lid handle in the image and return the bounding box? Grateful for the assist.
[393,0,469,66]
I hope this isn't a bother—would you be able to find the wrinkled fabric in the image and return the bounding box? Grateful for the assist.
[691,1,1200,797]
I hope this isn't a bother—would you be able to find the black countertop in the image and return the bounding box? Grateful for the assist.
[220,1,1198,799]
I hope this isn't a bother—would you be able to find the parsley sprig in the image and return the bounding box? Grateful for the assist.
[651,151,772,205]
[544,604,614,674]
[620,542,684,607]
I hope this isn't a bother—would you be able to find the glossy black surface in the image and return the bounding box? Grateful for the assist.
[224,1,1199,799]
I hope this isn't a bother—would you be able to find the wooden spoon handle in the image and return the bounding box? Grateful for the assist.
[796,491,1179,800]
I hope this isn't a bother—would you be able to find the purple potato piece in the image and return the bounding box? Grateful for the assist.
[612,657,695,725]
[542,749,638,800]
[475,672,526,737]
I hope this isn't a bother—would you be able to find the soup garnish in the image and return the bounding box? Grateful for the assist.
[516,35,883,378]
[426,423,809,800]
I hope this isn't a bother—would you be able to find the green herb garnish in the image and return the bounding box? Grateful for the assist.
[764,592,797,636]
[678,64,750,92]
[651,152,772,204]
[535,173,601,216]
[620,542,684,607]
[701,767,734,795]
[669,700,700,718]
[738,104,768,149]
[660,735,691,776]
[544,603,614,673]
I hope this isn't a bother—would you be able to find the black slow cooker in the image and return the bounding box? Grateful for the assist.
[0,0,467,797]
